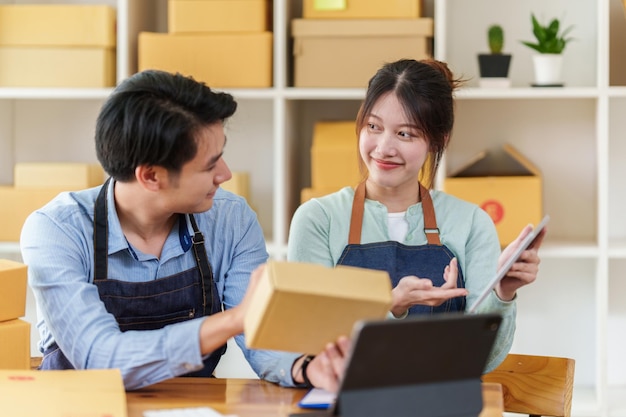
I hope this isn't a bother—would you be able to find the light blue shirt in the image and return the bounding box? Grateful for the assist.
[288,186,516,372]
[20,180,300,390]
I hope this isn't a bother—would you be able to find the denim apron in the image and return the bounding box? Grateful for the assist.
[40,178,226,376]
[337,181,465,315]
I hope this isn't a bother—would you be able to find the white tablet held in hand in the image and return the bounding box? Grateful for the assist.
[466,215,550,314]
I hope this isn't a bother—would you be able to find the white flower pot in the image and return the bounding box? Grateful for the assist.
[532,54,563,86]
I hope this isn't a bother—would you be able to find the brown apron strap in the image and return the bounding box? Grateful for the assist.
[348,181,441,245]
[348,181,366,244]
[420,183,441,245]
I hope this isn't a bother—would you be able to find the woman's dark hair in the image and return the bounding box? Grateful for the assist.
[95,70,237,181]
[355,59,464,188]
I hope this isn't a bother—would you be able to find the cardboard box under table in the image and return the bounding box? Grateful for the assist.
[138,32,273,88]
[303,0,422,19]
[444,144,543,246]
[168,0,271,33]
[244,260,392,354]
[0,319,30,370]
[0,4,116,87]
[292,18,433,88]
[0,259,27,322]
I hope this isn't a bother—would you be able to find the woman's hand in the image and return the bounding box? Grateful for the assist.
[390,258,468,318]
[496,225,546,301]
[293,336,351,393]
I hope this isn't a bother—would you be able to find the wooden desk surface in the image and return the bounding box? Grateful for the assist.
[126,378,503,417]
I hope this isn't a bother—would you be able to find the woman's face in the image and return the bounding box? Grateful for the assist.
[359,92,429,190]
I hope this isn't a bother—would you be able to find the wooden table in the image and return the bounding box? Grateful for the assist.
[126,378,503,417]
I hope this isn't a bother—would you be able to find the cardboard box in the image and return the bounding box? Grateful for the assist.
[0,4,116,48]
[443,144,543,246]
[0,47,115,88]
[303,0,421,19]
[0,186,68,242]
[0,368,127,417]
[0,319,30,370]
[244,260,392,354]
[221,171,251,201]
[138,32,273,88]
[14,163,105,189]
[300,186,344,203]
[168,0,270,33]
[292,18,433,88]
[311,121,361,189]
[0,260,27,322]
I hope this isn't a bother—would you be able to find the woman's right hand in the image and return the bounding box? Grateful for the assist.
[390,258,468,318]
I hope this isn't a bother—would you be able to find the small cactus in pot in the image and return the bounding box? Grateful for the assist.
[478,24,512,87]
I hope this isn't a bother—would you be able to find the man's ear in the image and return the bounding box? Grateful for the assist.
[135,165,163,191]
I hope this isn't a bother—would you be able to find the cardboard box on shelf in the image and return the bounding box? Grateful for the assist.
[244,260,392,354]
[0,260,27,322]
[0,4,116,48]
[310,121,361,189]
[0,368,127,417]
[220,172,251,202]
[0,319,30,370]
[0,47,115,88]
[0,186,69,242]
[443,144,543,246]
[300,186,345,203]
[14,163,105,189]
[138,32,273,88]
[168,0,271,33]
[303,0,421,19]
[292,18,433,88]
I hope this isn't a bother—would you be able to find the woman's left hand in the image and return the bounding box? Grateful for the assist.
[496,224,546,301]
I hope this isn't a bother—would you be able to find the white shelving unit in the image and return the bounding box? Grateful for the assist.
[2,0,626,415]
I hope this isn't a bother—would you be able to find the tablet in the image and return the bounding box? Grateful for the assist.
[466,214,550,313]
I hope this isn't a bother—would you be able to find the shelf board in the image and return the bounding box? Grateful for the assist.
[456,86,599,100]
[283,87,366,100]
[608,86,626,98]
[0,87,114,100]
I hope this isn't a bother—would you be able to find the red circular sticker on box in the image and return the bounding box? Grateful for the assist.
[481,200,504,224]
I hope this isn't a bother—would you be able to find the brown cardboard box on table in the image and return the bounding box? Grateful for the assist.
[292,18,433,88]
[0,4,116,87]
[0,259,27,322]
[138,32,273,88]
[0,369,127,417]
[168,0,271,33]
[443,144,543,246]
[244,260,392,354]
[0,319,30,370]
[303,0,422,19]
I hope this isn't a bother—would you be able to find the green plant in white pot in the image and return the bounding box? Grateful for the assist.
[521,13,574,86]
[478,24,512,88]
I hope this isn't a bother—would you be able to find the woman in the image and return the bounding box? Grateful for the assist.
[287,59,544,382]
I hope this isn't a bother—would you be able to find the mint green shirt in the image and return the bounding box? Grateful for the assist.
[287,186,515,372]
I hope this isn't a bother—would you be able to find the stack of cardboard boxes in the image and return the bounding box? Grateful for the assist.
[139,0,273,88]
[0,163,105,242]
[292,0,433,87]
[0,4,116,87]
[0,260,29,370]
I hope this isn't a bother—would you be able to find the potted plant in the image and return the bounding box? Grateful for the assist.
[478,24,512,88]
[521,13,574,86]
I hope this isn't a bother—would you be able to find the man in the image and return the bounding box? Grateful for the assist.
[20,69,346,391]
